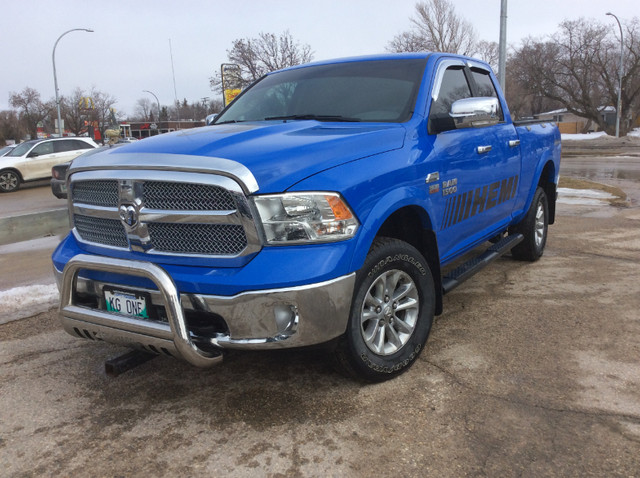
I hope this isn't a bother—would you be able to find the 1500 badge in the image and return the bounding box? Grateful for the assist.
[442,178,457,196]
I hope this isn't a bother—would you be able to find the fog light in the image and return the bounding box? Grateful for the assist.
[274,304,298,335]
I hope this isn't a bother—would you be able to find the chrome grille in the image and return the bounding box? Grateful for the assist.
[69,171,261,259]
[74,215,129,248]
[147,223,247,255]
[72,180,119,207]
[143,182,235,210]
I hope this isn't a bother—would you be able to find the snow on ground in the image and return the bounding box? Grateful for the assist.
[557,187,615,206]
[0,283,59,325]
[561,127,640,140]
[561,131,608,141]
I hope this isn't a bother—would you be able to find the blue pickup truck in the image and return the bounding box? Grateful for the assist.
[53,53,560,381]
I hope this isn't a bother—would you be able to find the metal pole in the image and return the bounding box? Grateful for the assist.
[142,90,161,123]
[606,12,624,138]
[498,0,508,91]
[52,28,93,137]
[169,39,181,128]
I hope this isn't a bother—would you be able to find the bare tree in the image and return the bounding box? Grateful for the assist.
[134,98,153,122]
[90,89,120,144]
[9,87,53,139]
[510,18,640,134]
[60,87,93,136]
[0,110,25,144]
[387,0,477,55]
[475,40,500,73]
[210,30,314,92]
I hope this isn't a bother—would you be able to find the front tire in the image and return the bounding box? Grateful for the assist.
[334,237,435,382]
[510,187,548,261]
[0,170,21,193]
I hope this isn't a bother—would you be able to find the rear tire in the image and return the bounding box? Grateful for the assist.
[0,170,21,193]
[334,237,435,382]
[509,187,548,261]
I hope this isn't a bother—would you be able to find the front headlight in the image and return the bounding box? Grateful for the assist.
[253,192,359,244]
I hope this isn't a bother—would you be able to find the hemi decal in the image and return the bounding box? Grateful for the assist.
[440,175,519,230]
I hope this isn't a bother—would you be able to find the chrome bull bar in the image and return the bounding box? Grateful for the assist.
[59,254,223,367]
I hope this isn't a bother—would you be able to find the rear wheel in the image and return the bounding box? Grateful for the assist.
[334,237,435,382]
[0,170,21,193]
[510,187,548,261]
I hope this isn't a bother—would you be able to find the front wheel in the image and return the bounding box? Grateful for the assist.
[334,237,435,382]
[0,170,21,193]
[509,187,548,261]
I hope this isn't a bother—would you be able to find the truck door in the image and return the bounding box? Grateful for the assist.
[422,59,521,263]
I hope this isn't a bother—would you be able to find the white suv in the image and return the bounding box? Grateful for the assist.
[0,137,98,192]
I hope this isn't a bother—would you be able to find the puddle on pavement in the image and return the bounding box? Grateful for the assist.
[561,164,640,182]
[557,188,614,206]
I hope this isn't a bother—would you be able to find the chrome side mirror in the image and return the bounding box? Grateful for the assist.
[450,97,500,129]
[205,113,218,125]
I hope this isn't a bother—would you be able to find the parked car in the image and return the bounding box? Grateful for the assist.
[1,137,97,193]
[0,144,17,157]
[50,143,123,199]
[51,161,71,199]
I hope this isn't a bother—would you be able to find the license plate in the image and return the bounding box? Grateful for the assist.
[104,287,150,319]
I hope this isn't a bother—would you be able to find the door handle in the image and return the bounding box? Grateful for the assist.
[509,139,521,147]
[476,145,492,154]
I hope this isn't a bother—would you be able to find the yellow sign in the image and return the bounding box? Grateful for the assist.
[78,97,94,109]
[224,89,241,106]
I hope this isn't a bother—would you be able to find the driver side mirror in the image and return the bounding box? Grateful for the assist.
[450,97,500,129]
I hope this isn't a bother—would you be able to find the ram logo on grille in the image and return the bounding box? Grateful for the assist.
[119,204,138,228]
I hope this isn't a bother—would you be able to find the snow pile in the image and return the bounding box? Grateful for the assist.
[557,187,614,206]
[628,128,640,138]
[561,131,608,141]
[0,284,59,325]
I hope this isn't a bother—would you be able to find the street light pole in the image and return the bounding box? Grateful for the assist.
[52,28,94,137]
[143,90,161,125]
[606,12,624,138]
[498,0,508,91]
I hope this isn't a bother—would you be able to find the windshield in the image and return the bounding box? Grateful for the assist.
[0,146,15,156]
[7,141,38,157]
[215,59,427,124]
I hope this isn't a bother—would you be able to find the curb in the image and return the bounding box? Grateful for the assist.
[0,209,70,246]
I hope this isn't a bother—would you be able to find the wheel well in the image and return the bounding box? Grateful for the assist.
[376,206,443,315]
[537,161,557,224]
[0,168,23,181]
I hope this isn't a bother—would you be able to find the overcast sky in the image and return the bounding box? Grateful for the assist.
[2,0,638,117]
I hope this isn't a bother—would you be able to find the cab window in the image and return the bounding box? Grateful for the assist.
[429,66,472,134]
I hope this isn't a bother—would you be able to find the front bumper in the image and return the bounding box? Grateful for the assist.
[56,254,355,367]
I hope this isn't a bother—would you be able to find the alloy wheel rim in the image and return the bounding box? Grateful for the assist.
[0,172,17,191]
[534,202,545,247]
[360,269,419,356]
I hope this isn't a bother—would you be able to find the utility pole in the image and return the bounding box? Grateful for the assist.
[498,0,508,91]
[606,12,624,138]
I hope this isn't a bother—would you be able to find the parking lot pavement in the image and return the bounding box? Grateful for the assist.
[1,195,639,476]
[0,181,65,218]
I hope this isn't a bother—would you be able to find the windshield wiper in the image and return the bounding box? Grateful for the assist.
[264,114,361,122]
[213,119,243,125]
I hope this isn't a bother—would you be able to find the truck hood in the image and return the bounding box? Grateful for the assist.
[73,121,406,193]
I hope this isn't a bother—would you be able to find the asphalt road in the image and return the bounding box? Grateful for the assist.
[0,179,65,218]
[1,151,639,476]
